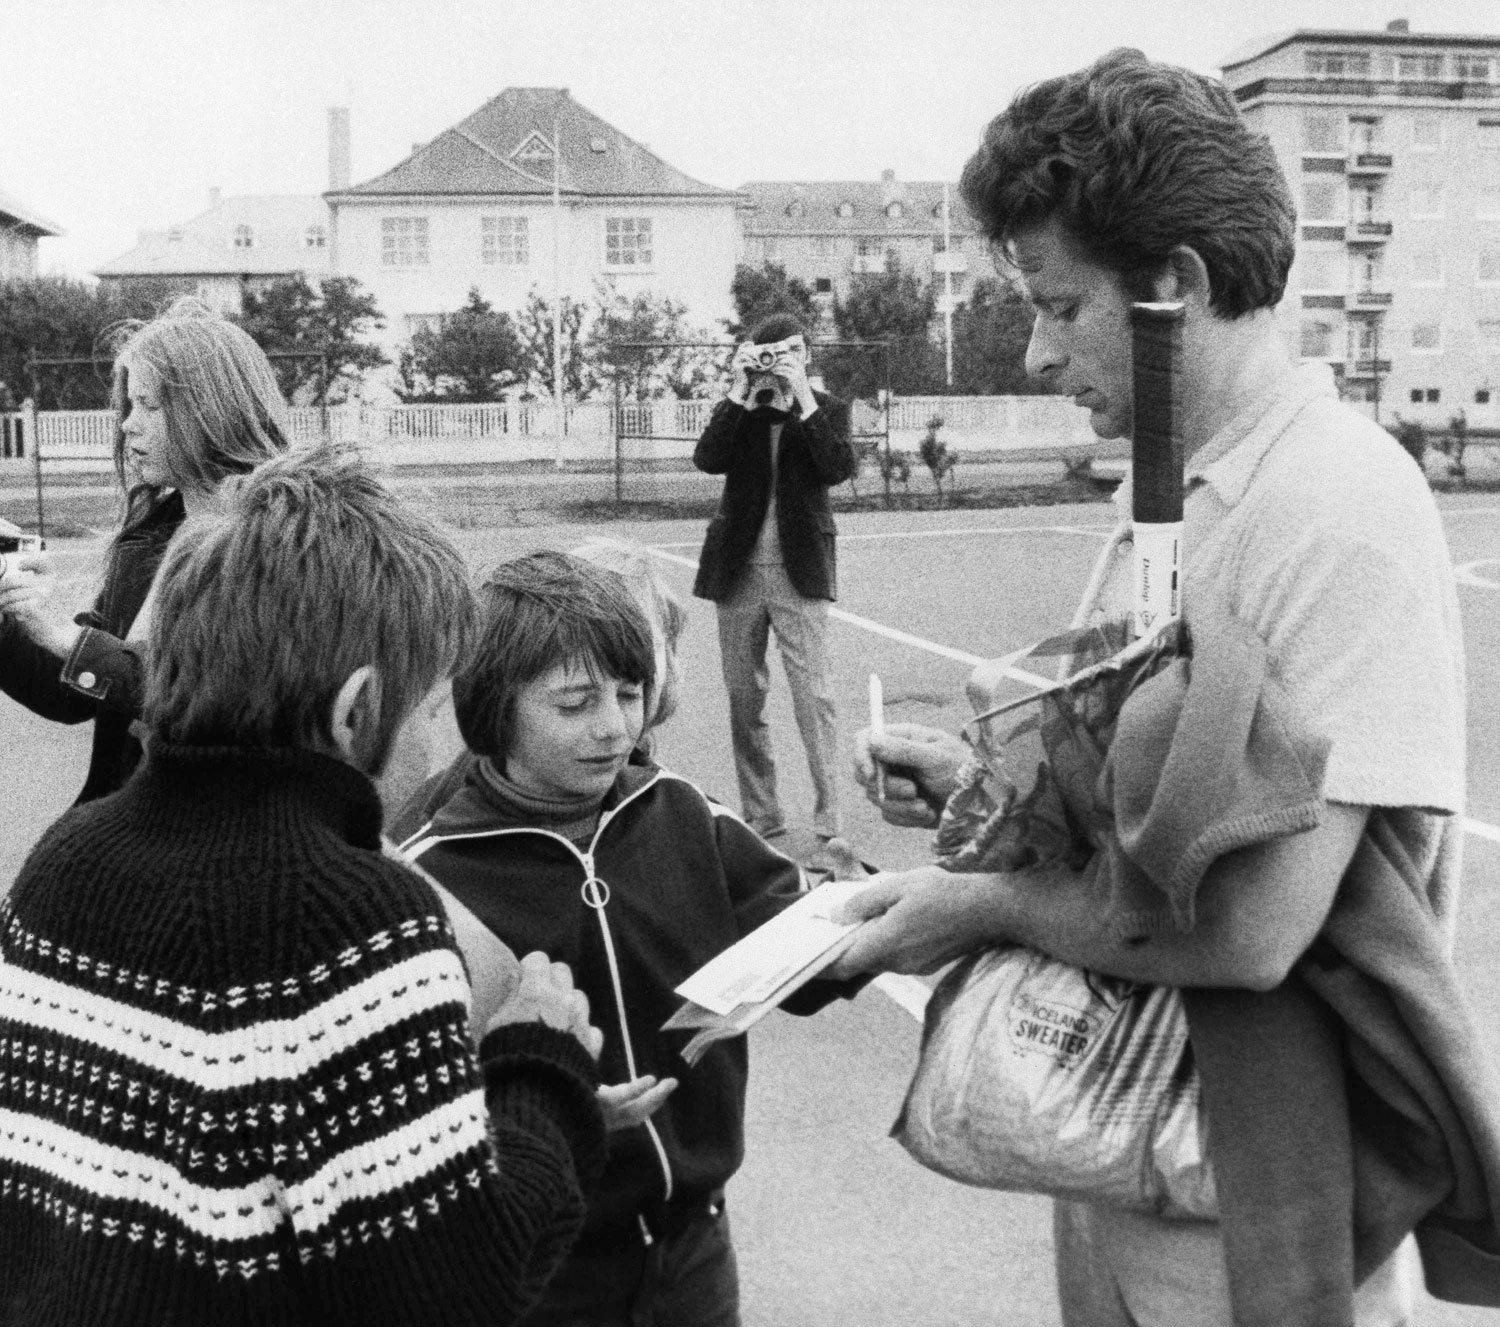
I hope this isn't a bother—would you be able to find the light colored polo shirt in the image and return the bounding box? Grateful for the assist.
[1100,361,1465,817]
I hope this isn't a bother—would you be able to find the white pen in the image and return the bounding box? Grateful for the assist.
[868,672,886,801]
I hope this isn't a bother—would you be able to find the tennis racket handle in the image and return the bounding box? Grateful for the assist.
[1132,519,1181,639]
[1129,302,1185,525]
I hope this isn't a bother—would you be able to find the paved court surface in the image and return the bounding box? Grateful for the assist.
[3,496,1497,1325]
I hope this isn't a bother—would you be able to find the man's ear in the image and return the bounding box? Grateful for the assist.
[328,665,382,771]
[1154,246,1213,313]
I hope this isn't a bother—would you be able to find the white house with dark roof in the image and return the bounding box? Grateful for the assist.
[95,192,331,313]
[326,87,745,346]
[738,170,992,313]
[0,187,64,281]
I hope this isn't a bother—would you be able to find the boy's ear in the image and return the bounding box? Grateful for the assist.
[328,665,383,772]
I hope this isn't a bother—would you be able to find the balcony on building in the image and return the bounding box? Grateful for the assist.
[1344,357,1393,380]
[1346,218,1394,245]
[1349,286,1394,310]
[932,250,968,275]
[1347,151,1394,176]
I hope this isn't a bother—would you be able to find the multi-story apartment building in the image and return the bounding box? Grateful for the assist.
[738,171,986,327]
[326,88,743,350]
[1222,20,1500,427]
[0,187,62,281]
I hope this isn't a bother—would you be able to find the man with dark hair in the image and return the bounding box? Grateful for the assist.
[692,312,855,853]
[834,49,1494,1325]
[0,448,609,1326]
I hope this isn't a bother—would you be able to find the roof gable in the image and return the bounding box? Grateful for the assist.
[333,87,738,201]
[95,195,329,278]
[0,186,63,237]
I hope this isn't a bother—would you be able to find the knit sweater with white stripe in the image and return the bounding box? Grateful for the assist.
[0,741,607,1327]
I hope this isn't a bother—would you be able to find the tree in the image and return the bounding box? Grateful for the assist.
[515,288,590,399]
[827,256,941,399]
[1436,408,1469,480]
[1388,415,1428,471]
[918,414,956,504]
[949,276,1046,396]
[587,288,717,401]
[0,276,158,409]
[395,288,525,403]
[725,263,819,342]
[236,275,385,403]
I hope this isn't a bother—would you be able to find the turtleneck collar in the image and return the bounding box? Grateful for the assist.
[475,757,607,845]
[137,738,386,851]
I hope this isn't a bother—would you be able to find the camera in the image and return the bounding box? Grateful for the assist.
[741,337,801,410]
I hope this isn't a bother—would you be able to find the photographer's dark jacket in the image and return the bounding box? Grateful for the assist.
[0,487,182,804]
[691,392,855,603]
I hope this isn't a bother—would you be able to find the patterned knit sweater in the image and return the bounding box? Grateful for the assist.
[0,742,607,1326]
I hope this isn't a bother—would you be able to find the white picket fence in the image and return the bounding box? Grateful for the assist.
[0,394,1100,474]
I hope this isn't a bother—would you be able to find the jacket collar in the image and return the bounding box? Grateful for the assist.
[421,754,660,840]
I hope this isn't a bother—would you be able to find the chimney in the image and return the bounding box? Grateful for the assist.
[1386,18,1409,32]
[327,106,351,191]
[879,167,899,205]
[208,186,221,210]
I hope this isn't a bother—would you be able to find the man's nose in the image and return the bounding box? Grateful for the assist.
[1023,315,1064,382]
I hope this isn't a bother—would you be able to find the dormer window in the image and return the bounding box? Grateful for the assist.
[786,199,805,219]
[885,201,904,219]
[589,136,608,153]
[233,225,254,249]
[512,132,557,168]
[167,227,183,243]
[304,225,327,250]
[836,201,854,218]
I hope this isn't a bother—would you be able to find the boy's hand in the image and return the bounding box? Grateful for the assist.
[597,1075,678,1131]
[485,951,604,1060]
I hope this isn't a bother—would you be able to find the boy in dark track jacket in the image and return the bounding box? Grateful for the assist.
[391,550,853,1327]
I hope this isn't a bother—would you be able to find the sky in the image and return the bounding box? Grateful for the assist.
[3,0,1497,279]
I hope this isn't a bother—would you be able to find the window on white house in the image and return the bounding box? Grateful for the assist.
[1305,50,1370,78]
[1301,181,1342,221]
[1399,55,1445,83]
[1478,319,1500,348]
[381,216,429,266]
[1412,115,1442,148]
[605,216,652,267]
[233,225,254,249]
[1478,248,1500,283]
[854,237,888,273]
[1412,251,1443,284]
[1300,319,1337,358]
[1299,249,1343,289]
[1455,55,1493,82]
[1410,185,1444,217]
[304,225,326,250]
[1479,128,1500,216]
[1412,322,1442,352]
[1301,112,1343,153]
[481,215,529,265]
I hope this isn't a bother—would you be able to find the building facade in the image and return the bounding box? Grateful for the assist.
[738,171,988,325]
[94,192,331,313]
[0,188,63,281]
[1222,20,1500,427]
[325,88,744,350]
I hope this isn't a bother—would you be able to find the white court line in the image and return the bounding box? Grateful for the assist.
[648,533,1500,1025]
[651,522,1113,551]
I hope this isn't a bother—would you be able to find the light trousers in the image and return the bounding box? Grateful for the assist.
[714,560,840,839]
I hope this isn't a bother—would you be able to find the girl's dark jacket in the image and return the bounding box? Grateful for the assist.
[691,393,855,603]
[0,488,183,804]
[390,753,851,1245]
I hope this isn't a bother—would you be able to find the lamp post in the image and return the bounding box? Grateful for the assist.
[941,182,954,389]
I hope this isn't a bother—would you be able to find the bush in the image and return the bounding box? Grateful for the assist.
[918,415,956,505]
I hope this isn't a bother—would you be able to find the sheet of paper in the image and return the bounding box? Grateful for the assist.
[674,880,869,1017]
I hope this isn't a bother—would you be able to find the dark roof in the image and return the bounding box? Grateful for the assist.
[330,88,739,201]
[1222,26,1500,71]
[95,195,329,278]
[0,187,63,237]
[739,179,977,236]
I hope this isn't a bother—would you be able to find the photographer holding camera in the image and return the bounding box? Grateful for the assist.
[692,313,855,857]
